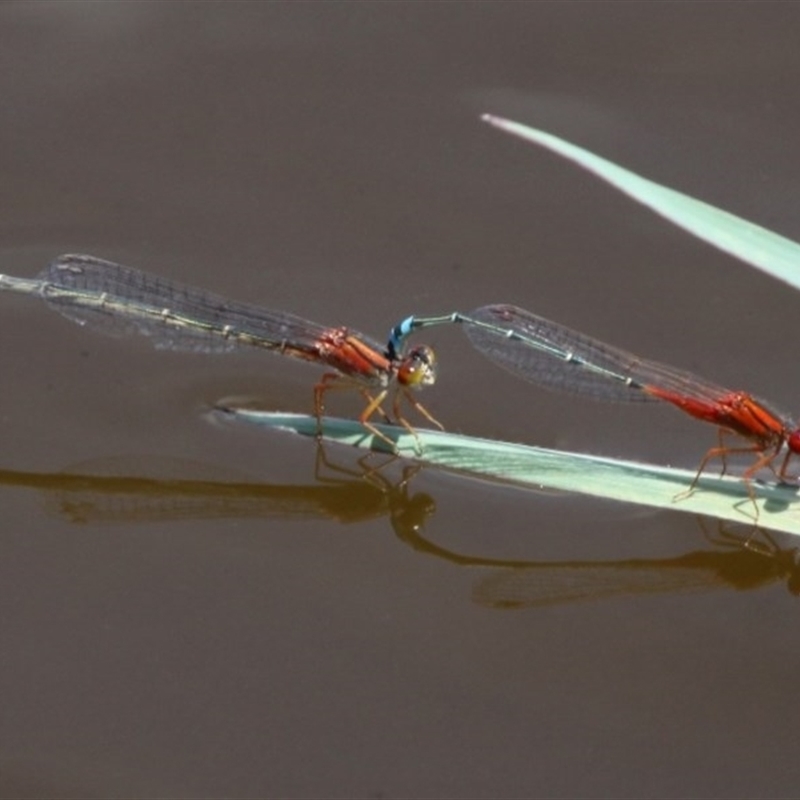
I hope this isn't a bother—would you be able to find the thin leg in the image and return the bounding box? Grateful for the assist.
[359,387,392,424]
[390,389,445,454]
[697,515,778,556]
[358,388,399,450]
[313,372,340,437]
[738,445,786,519]
[314,439,397,492]
[314,439,362,483]
[778,448,799,483]
[314,373,396,449]
[393,388,445,432]
[688,441,766,493]
[677,432,781,521]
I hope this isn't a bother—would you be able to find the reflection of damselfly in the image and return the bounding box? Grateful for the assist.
[469,528,800,609]
[5,449,434,538]
[390,500,800,606]
[388,305,800,495]
[0,254,443,448]
[2,455,795,608]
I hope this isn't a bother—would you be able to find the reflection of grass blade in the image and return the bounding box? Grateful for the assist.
[217,409,800,537]
[481,114,800,291]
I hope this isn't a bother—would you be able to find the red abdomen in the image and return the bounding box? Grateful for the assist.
[646,387,785,445]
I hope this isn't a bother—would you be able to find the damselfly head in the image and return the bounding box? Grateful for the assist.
[786,428,800,456]
[396,344,437,390]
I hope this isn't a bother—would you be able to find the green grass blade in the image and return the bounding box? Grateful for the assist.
[481,114,800,291]
[216,409,800,537]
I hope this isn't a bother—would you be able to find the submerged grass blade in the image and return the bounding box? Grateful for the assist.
[216,409,800,537]
[481,114,800,291]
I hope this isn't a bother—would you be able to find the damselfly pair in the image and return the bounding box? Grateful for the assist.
[2,254,799,500]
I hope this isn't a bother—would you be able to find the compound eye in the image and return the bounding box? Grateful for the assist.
[397,345,437,388]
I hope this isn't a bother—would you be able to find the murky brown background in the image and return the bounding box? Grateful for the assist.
[2,3,800,798]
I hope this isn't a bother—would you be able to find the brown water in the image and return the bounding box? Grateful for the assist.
[2,4,800,799]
